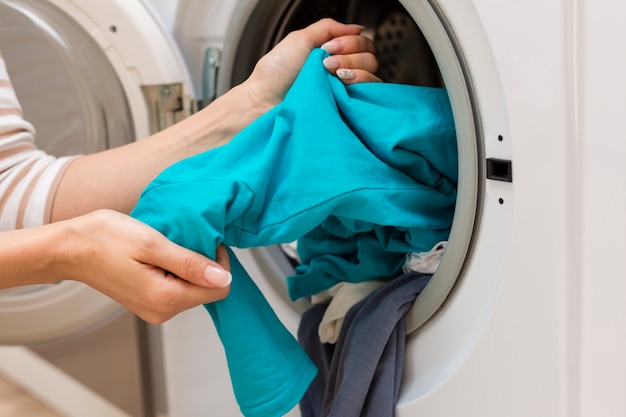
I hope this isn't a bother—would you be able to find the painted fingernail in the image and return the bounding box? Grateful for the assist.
[204,264,232,288]
[336,69,356,80]
[321,40,340,53]
[323,56,340,71]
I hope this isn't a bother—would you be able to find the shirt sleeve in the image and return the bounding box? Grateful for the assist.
[0,52,77,230]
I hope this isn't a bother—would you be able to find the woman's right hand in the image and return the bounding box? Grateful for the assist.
[58,210,231,324]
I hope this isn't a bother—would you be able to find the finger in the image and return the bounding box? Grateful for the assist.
[138,272,230,324]
[321,35,376,55]
[292,18,364,49]
[323,52,379,75]
[173,279,231,309]
[147,236,232,289]
[336,69,383,84]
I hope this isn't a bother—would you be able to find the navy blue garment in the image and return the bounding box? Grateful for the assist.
[299,273,432,417]
[131,48,456,417]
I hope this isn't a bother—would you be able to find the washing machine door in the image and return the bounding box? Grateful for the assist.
[0,0,193,345]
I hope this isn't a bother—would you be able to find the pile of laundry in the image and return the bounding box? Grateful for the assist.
[131,48,457,417]
[296,241,447,417]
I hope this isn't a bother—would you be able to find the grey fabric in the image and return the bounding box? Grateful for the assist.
[298,272,432,417]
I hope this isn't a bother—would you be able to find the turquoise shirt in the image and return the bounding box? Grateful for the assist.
[131,48,457,417]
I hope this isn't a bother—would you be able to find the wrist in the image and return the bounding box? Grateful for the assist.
[0,220,80,288]
[198,82,272,146]
[45,213,109,286]
[43,217,87,284]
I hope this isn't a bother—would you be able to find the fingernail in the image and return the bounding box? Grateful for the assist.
[204,265,232,288]
[321,40,340,53]
[336,69,356,80]
[323,56,340,71]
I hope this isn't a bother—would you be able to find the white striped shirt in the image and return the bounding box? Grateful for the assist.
[0,52,76,230]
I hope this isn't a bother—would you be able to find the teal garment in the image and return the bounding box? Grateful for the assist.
[131,48,457,417]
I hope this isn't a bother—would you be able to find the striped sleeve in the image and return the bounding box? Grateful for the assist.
[0,52,77,230]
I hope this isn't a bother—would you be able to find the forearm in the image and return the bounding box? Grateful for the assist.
[0,222,69,288]
[51,83,265,221]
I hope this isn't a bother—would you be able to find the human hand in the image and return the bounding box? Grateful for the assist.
[150,19,381,164]
[61,210,231,324]
[243,18,381,114]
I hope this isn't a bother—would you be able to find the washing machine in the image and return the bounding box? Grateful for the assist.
[1,1,625,417]
[162,0,626,416]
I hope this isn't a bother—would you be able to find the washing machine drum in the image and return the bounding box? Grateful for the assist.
[223,0,480,335]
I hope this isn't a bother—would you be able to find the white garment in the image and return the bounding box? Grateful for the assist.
[402,241,447,274]
[280,241,300,263]
[311,280,386,344]
[0,51,76,230]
